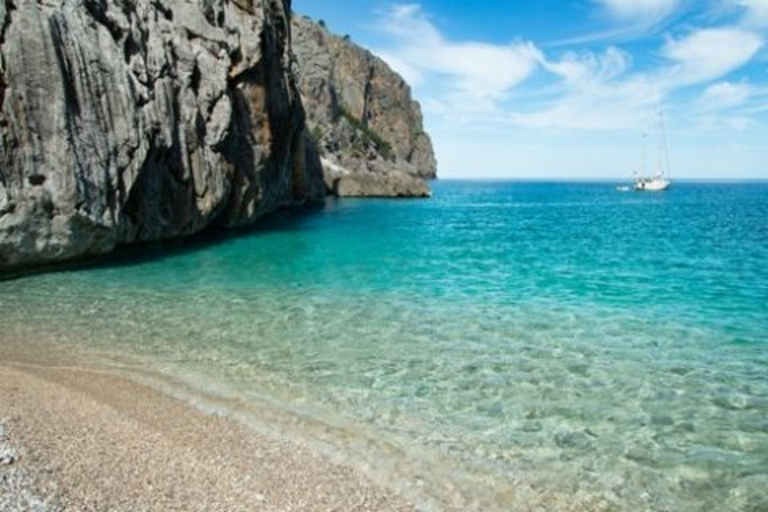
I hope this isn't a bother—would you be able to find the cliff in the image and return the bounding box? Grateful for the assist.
[291,15,437,198]
[0,0,324,271]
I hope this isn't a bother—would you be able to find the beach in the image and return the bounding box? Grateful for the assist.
[0,343,414,512]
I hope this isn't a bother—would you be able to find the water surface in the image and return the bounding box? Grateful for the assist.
[2,182,767,511]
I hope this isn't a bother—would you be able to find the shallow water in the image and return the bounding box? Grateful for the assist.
[2,181,768,510]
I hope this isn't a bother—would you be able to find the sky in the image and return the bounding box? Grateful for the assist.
[293,0,768,179]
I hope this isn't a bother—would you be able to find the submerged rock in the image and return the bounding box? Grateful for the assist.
[0,0,324,271]
[292,15,437,197]
[554,431,593,450]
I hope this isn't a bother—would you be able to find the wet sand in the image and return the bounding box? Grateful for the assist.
[0,349,415,512]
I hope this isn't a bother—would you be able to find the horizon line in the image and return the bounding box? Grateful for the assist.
[432,177,768,183]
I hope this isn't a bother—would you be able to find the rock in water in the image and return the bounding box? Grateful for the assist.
[332,169,432,199]
[0,0,325,271]
[292,15,437,197]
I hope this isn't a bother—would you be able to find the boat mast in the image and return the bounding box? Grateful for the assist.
[659,110,670,180]
[659,111,671,180]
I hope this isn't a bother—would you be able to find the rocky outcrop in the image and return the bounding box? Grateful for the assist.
[292,15,437,197]
[322,159,430,198]
[0,0,324,271]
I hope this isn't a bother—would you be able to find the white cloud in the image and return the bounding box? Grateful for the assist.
[512,77,663,130]
[662,28,764,85]
[598,0,679,23]
[516,49,662,130]
[374,4,542,113]
[542,47,632,85]
[697,115,757,130]
[513,28,764,130]
[698,81,753,110]
[733,0,768,25]
[552,0,679,45]
[694,82,757,130]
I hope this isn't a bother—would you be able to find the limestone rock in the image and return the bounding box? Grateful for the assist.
[292,15,437,197]
[0,0,324,271]
[334,173,432,199]
[322,159,430,198]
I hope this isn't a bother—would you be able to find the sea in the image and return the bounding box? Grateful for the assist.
[2,181,767,511]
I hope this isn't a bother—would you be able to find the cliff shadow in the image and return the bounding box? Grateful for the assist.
[0,202,327,282]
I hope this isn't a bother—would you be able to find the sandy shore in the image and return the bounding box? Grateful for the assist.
[0,351,415,512]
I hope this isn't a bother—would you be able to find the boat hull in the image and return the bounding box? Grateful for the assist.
[634,179,671,192]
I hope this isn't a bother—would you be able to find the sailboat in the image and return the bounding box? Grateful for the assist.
[633,112,671,192]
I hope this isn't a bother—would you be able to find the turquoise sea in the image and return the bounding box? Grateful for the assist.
[2,181,767,511]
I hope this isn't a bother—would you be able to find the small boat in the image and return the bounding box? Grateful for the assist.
[616,185,631,192]
[632,112,672,192]
[634,175,671,192]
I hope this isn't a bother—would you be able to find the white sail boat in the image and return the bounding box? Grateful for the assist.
[634,112,671,192]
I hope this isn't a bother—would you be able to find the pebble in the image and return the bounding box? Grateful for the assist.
[0,447,18,466]
[0,422,60,511]
[0,422,18,466]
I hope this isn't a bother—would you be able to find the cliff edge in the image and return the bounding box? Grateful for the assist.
[0,0,324,271]
[292,15,437,198]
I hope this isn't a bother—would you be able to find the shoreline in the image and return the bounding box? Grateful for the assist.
[0,350,416,512]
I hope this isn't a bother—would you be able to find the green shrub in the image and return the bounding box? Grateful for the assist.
[337,106,395,161]
[311,125,324,143]
[309,125,325,155]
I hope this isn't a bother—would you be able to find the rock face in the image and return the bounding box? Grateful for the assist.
[0,0,324,271]
[292,15,437,198]
[324,158,431,198]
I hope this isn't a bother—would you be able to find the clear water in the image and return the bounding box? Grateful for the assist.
[2,182,767,511]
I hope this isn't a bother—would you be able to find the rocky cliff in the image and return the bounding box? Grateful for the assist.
[0,0,324,271]
[292,15,437,198]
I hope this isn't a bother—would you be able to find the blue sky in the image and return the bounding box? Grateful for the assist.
[294,0,768,179]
